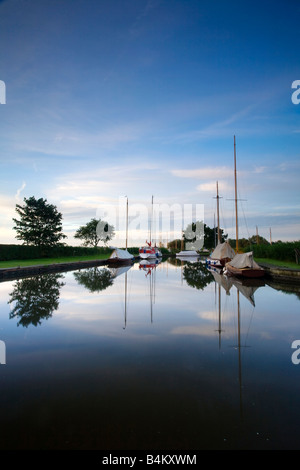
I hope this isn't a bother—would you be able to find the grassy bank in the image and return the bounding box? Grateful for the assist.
[255,258,300,270]
[0,253,110,269]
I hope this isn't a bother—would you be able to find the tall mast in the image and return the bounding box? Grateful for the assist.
[150,195,153,244]
[126,196,128,249]
[216,181,221,244]
[234,135,239,252]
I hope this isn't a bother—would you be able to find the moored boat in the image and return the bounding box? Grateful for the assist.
[176,250,199,258]
[139,196,162,259]
[107,196,134,265]
[206,241,235,268]
[222,136,265,279]
[206,182,235,268]
[224,251,265,278]
[139,241,158,259]
[107,248,134,265]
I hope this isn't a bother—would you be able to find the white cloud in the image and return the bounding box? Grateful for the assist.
[197,181,232,193]
[15,181,26,201]
[171,166,234,180]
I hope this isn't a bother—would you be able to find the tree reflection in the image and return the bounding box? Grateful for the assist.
[73,267,113,293]
[8,273,65,327]
[183,262,214,290]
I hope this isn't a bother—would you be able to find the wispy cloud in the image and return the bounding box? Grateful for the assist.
[15,181,26,201]
[171,166,234,180]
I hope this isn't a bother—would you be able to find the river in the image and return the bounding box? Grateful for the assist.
[0,257,299,450]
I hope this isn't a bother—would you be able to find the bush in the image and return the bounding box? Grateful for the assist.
[0,244,112,261]
[252,241,300,262]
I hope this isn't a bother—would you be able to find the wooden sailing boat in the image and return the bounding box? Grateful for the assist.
[206,181,235,268]
[107,196,134,265]
[225,137,265,278]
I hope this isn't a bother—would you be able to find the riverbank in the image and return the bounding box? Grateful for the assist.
[257,260,300,284]
[0,258,110,280]
[0,255,299,284]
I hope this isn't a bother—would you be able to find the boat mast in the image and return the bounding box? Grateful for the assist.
[216,181,221,244]
[234,136,239,252]
[150,195,153,245]
[126,196,128,250]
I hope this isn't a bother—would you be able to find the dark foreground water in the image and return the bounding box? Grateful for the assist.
[0,257,300,450]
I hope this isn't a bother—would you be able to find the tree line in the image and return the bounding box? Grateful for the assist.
[11,195,297,262]
[12,196,229,252]
[12,196,115,249]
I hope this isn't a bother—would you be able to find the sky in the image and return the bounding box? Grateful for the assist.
[0,0,299,247]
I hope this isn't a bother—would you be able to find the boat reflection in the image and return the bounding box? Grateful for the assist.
[139,258,161,275]
[108,263,133,330]
[139,259,161,323]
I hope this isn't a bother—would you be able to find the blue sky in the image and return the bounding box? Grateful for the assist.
[0,0,299,246]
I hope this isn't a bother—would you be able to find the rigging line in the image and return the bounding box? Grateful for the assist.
[242,305,255,351]
[219,197,228,234]
[240,198,250,240]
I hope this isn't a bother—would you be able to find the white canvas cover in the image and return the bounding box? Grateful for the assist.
[176,250,199,257]
[210,242,235,260]
[227,251,261,269]
[109,248,134,260]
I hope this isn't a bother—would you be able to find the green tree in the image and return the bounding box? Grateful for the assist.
[167,238,182,253]
[13,196,67,247]
[74,218,115,247]
[204,224,228,250]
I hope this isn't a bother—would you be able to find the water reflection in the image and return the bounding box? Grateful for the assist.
[73,266,113,292]
[110,264,133,329]
[7,273,65,327]
[183,261,214,290]
[1,257,300,450]
[139,259,160,324]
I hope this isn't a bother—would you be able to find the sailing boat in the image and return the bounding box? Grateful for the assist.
[139,196,162,259]
[206,181,235,268]
[224,137,265,278]
[176,228,199,259]
[107,196,134,265]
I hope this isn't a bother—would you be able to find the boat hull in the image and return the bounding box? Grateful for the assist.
[139,248,161,259]
[206,258,224,268]
[225,264,265,278]
[106,258,134,266]
[139,252,157,259]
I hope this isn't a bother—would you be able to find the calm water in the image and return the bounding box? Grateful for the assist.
[0,257,300,450]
